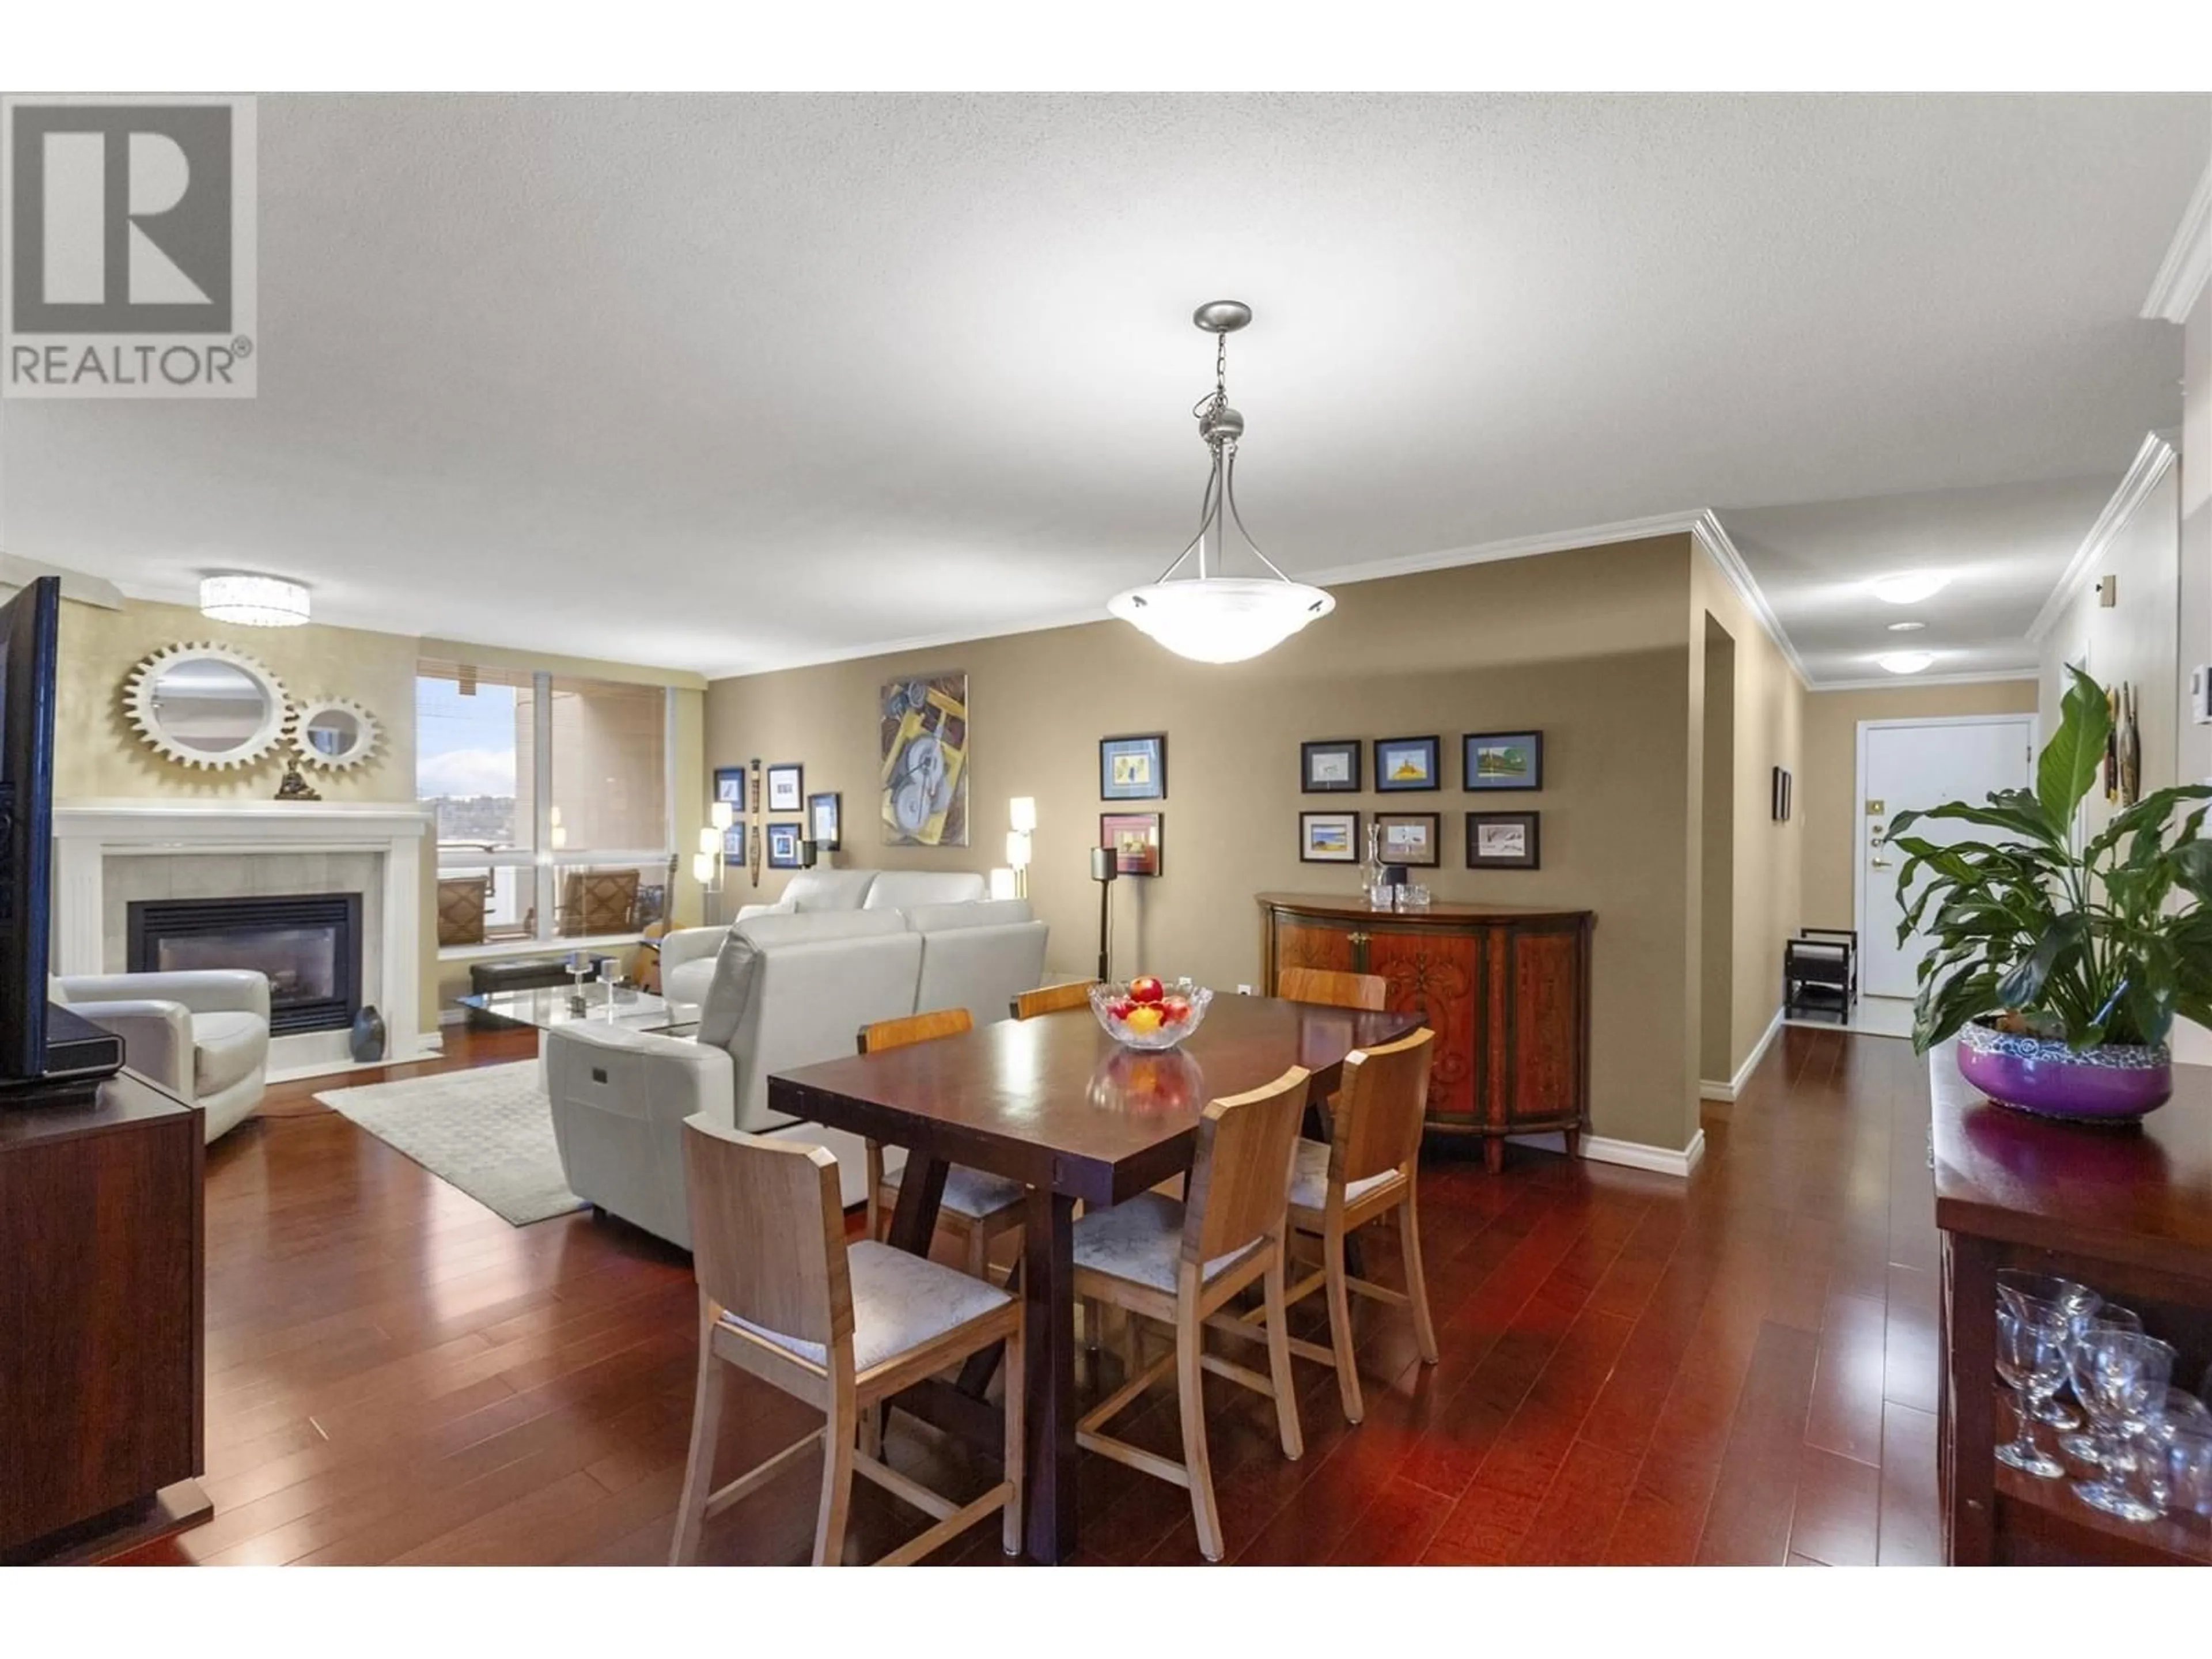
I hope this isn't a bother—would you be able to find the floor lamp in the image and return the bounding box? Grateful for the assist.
[1090,846,1118,982]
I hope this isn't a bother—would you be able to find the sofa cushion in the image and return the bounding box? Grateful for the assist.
[862,871,988,910]
[736,910,907,949]
[786,869,878,912]
[901,898,1033,934]
[191,1010,268,1098]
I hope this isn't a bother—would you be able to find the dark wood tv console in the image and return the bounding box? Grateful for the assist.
[0,1068,208,1561]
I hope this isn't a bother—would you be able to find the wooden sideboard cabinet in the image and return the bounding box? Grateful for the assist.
[1257,893,1593,1172]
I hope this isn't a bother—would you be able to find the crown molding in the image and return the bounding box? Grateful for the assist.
[0,552,125,608]
[1811,669,2041,693]
[1687,509,1812,689]
[2025,432,2180,644]
[2142,158,2212,324]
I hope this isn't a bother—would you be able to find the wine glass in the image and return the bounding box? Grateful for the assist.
[2159,1412,2212,1518]
[2060,1303,2143,1463]
[1993,1308,2067,1477]
[1997,1272,2100,1430]
[2071,1328,2176,1521]
[2111,1390,2209,1521]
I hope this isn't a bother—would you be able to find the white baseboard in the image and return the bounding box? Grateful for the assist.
[1702,1005,1784,1103]
[1581,1130,1706,1180]
[438,1007,469,1027]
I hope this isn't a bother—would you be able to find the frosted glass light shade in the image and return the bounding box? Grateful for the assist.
[1108,577,1334,664]
[1006,829,1032,870]
[691,851,715,883]
[699,827,721,855]
[1878,651,1935,675]
[1869,572,1948,605]
[1009,796,1037,834]
[200,574,310,627]
[710,800,734,831]
[989,867,1019,900]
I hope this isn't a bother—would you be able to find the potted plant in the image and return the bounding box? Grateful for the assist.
[1892,666,2212,1120]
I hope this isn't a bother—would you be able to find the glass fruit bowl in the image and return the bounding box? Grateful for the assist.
[1090,977,1212,1051]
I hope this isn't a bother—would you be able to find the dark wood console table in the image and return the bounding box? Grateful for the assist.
[0,1069,208,1562]
[1931,1044,2212,1566]
[1257,893,1593,1171]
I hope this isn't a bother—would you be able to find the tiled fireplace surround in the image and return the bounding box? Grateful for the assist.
[51,800,436,1080]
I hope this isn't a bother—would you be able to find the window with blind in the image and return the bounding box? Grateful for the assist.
[419,661,672,947]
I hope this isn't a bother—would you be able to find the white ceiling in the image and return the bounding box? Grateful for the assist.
[1,92,2204,681]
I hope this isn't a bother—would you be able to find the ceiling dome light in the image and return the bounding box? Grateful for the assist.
[1887,620,1926,632]
[1108,301,1334,664]
[1870,571,1949,605]
[1878,651,1935,675]
[200,573,310,627]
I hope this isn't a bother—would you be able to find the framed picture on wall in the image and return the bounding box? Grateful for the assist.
[766,763,804,813]
[1374,735,1441,791]
[1463,730,1543,791]
[1771,766,1792,823]
[766,821,806,869]
[723,824,747,859]
[1100,811,1162,877]
[1467,811,1540,869]
[1300,738,1362,793]
[1374,810,1441,868]
[713,766,747,806]
[808,790,842,850]
[1300,810,1359,863]
[1099,733,1166,800]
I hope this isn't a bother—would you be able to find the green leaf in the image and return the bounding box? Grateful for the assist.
[2170,838,2212,905]
[2086,783,2212,864]
[2037,665,2112,828]
[1994,911,2087,1009]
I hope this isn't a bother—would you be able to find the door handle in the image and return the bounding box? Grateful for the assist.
[1869,858,1893,869]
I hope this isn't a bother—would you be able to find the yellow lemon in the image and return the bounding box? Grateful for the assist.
[1123,1005,1164,1035]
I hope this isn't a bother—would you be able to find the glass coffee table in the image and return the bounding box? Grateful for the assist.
[457,982,700,1036]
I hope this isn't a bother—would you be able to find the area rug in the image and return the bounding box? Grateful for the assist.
[314,1060,587,1227]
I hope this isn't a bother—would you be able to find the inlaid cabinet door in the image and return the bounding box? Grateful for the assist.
[1271,916,1359,983]
[1498,925,1584,1124]
[1363,924,1478,1120]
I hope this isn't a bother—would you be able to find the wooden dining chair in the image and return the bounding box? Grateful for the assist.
[1071,1065,1310,1562]
[669,1118,1023,1566]
[1213,1028,1440,1424]
[860,1008,1027,1281]
[1010,979,1097,1020]
[1277,966,1387,1012]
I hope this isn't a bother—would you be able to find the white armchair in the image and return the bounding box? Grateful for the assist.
[50,969,272,1143]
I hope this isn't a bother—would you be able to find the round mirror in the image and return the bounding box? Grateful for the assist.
[124,643,289,771]
[292,697,380,771]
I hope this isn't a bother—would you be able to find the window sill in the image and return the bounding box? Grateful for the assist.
[437,933,645,964]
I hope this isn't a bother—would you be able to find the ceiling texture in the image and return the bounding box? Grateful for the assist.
[1,92,2205,681]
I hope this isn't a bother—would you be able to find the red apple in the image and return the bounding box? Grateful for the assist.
[1108,998,1135,1021]
[1160,997,1190,1025]
[1129,975,1165,1005]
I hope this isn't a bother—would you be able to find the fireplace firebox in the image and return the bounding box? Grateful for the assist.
[126,892,364,1036]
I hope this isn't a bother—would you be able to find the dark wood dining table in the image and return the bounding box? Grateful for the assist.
[767,992,1423,1562]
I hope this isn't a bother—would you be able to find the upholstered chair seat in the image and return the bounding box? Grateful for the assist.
[1287,1137,1398,1212]
[723,1238,1013,1372]
[878,1160,1026,1222]
[1070,1190,1266,1295]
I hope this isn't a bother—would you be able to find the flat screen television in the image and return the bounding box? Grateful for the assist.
[1,575,121,1096]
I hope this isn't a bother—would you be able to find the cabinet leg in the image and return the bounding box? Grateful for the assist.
[1482,1138,1504,1175]
[1563,1130,1581,1160]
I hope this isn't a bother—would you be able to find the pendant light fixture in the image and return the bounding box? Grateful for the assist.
[1108,301,1333,664]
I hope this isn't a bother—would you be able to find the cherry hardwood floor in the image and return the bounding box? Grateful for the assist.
[114,1020,1941,1566]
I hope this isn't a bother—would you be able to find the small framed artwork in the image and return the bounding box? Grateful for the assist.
[808,790,842,850]
[1300,738,1362,793]
[1463,730,1543,791]
[722,824,747,859]
[1374,810,1441,868]
[766,821,806,869]
[1467,811,1540,870]
[713,766,747,806]
[1374,735,1441,792]
[1099,733,1166,801]
[1100,810,1162,877]
[1771,766,1791,823]
[766,763,804,813]
[1300,810,1360,863]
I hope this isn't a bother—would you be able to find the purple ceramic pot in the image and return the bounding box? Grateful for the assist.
[1956,1020,2172,1122]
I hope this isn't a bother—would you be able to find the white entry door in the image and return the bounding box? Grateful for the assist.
[1857,715,2036,1002]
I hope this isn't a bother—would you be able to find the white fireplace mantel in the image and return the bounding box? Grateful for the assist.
[52,798,436,1079]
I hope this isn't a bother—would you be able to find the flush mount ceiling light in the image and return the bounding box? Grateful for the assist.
[1107,301,1334,664]
[1887,620,1927,632]
[1878,651,1936,675]
[200,573,310,627]
[1869,571,1949,605]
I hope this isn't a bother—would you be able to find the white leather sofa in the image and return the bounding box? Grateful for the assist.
[658,868,990,1006]
[50,969,272,1143]
[544,898,1047,1246]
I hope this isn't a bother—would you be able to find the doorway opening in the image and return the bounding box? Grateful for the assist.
[1700,615,1736,1089]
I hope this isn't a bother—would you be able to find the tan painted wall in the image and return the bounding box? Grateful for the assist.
[1690,549,1807,1086]
[47,595,704,1034]
[709,536,1710,1154]
[1800,679,2040,937]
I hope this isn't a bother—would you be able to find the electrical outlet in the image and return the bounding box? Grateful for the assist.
[1236,983,1253,995]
